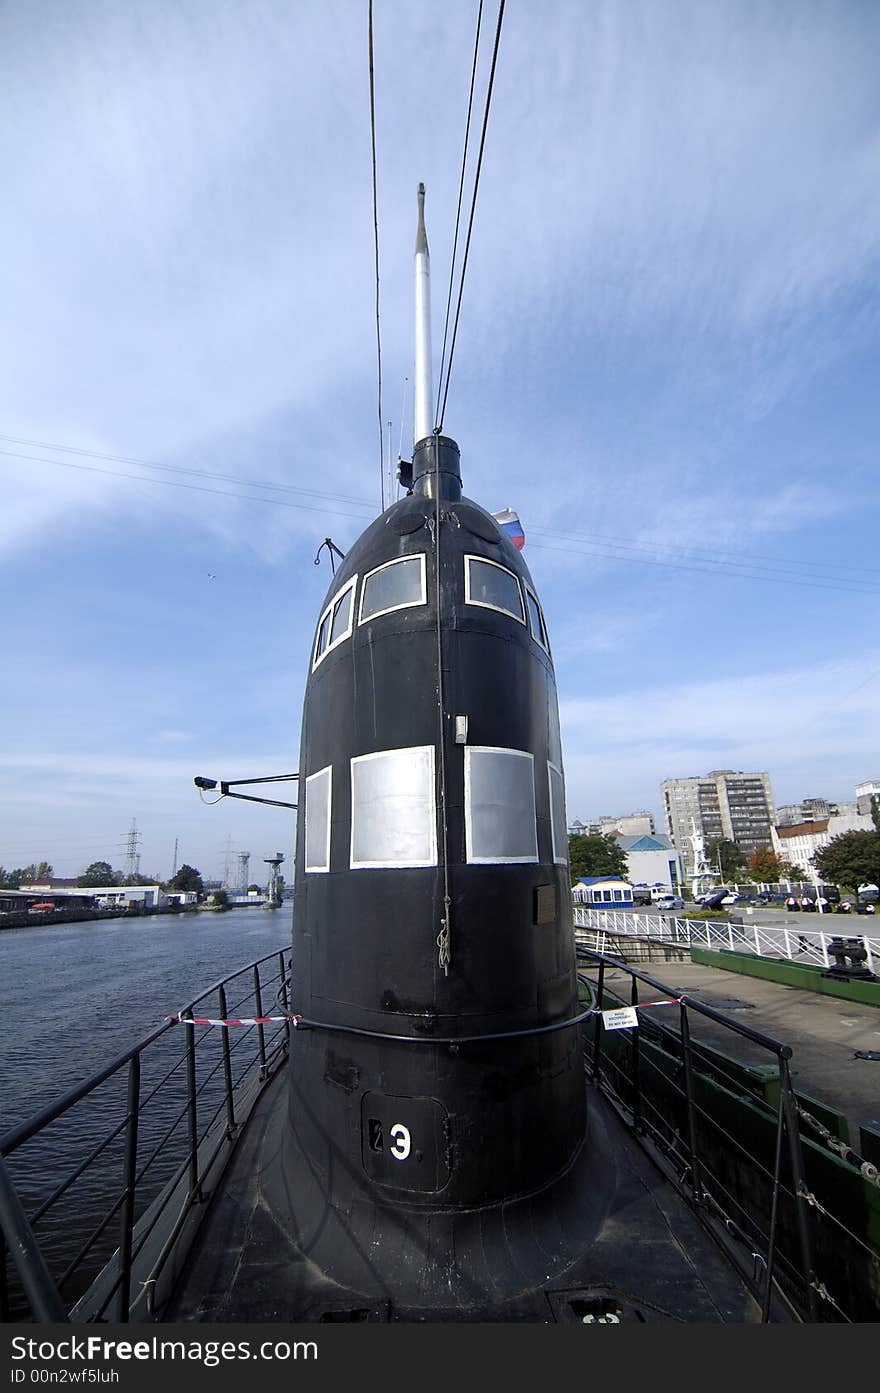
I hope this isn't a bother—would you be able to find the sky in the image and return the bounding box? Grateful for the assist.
[1,0,879,882]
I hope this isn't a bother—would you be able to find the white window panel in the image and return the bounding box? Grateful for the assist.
[313,575,358,670]
[525,584,550,652]
[465,747,538,864]
[304,766,332,873]
[350,746,437,869]
[359,554,426,623]
[464,556,525,624]
[548,762,568,865]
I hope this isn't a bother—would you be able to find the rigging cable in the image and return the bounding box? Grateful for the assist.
[368,0,385,510]
[436,0,506,433]
[435,0,484,429]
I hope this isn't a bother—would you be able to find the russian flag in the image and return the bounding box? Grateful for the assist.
[491,507,525,550]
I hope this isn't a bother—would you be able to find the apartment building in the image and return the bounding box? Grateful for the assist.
[661,770,775,878]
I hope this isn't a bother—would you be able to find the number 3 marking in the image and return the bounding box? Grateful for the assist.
[389,1123,411,1160]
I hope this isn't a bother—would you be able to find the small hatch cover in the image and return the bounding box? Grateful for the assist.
[451,502,501,543]
[388,502,431,536]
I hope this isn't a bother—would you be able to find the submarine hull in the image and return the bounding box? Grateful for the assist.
[281,440,596,1304]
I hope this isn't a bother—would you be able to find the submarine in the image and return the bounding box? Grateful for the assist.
[1,187,781,1327]
[277,184,591,1309]
[161,189,762,1323]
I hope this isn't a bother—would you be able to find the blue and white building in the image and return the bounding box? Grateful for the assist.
[616,833,682,893]
[572,877,634,907]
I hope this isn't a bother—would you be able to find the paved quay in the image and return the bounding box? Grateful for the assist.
[586,955,880,1137]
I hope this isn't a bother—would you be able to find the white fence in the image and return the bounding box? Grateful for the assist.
[572,905,879,972]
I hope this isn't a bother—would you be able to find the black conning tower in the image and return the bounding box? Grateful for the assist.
[281,188,592,1311]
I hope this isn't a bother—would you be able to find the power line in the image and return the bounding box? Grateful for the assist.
[0,447,375,524]
[526,534,879,595]
[3,436,876,594]
[0,435,373,509]
[437,0,506,431]
[527,526,880,594]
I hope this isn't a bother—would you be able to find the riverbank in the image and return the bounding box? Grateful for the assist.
[0,902,199,931]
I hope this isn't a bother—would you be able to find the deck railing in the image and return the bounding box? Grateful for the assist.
[577,947,880,1323]
[573,905,879,970]
[3,942,877,1324]
[0,949,290,1323]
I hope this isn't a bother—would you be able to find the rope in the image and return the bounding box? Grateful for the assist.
[794,1101,880,1189]
[169,1007,596,1044]
[432,436,452,975]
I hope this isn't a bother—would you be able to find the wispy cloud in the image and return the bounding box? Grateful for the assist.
[561,658,880,819]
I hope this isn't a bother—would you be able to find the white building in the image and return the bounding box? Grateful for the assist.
[771,812,874,878]
[31,884,168,909]
[856,780,880,815]
[616,833,683,892]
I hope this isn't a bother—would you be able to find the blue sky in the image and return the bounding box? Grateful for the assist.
[2,0,878,882]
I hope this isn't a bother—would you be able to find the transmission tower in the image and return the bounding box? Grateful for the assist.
[123,818,142,881]
[222,835,235,890]
[237,851,250,895]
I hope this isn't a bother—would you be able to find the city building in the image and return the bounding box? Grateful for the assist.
[856,780,880,816]
[771,811,875,879]
[567,812,655,838]
[775,798,857,827]
[661,770,775,879]
[595,811,655,837]
[615,833,682,892]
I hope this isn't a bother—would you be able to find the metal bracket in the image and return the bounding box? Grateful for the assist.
[194,773,298,810]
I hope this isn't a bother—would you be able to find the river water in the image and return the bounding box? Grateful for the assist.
[0,907,292,1312]
[0,907,292,1137]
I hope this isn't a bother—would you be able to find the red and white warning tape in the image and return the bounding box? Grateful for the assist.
[167,997,683,1031]
[168,1012,301,1029]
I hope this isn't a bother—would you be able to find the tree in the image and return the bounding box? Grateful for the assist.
[705,838,747,880]
[568,833,629,882]
[812,831,880,893]
[0,867,26,889]
[166,864,204,894]
[745,848,798,884]
[77,861,119,887]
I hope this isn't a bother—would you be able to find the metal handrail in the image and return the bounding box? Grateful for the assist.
[578,948,828,1321]
[0,948,290,1323]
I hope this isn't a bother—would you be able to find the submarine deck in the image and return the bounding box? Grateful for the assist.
[167,1068,762,1324]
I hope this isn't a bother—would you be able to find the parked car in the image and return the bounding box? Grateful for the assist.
[656,894,684,910]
